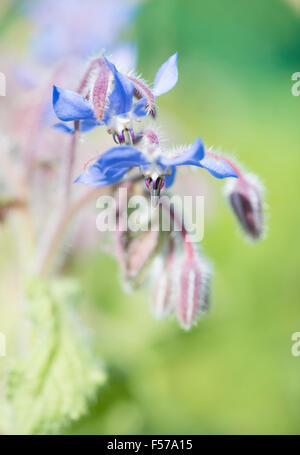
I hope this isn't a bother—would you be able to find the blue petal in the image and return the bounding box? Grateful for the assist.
[53,85,95,121]
[74,166,129,186]
[53,122,74,134]
[102,108,112,126]
[80,118,102,132]
[165,166,176,188]
[98,145,149,170]
[152,52,178,97]
[53,118,101,135]
[105,59,134,116]
[198,155,238,179]
[75,145,149,187]
[75,166,129,187]
[159,137,204,167]
[132,98,148,117]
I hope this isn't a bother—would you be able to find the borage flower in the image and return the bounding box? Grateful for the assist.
[52,53,178,143]
[74,132,238,205]
[27,0,138,64]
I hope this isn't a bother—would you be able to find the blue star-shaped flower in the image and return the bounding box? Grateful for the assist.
[75,137,238,204]
[52,53,178,139]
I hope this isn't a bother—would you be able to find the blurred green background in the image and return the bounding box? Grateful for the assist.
[2,0,300,435]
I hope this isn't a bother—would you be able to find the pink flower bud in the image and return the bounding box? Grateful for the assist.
[113,185,160,282]
[225,173,264,241]
[126,229,159,278]
[175,247,211,330]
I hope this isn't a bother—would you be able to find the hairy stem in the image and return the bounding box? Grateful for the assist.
[36,187,107,277]
[160,198,194,260]
[64,129,77,204]
[36,173,144,277]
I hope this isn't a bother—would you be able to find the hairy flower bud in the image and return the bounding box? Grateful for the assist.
[175,247,211,330]
[126,229,159,278]
[113,186,159,283]
[225,173,264,241]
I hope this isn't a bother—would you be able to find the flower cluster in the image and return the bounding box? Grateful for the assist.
[0,2,143,434]
[52,52,265,330]
[0,0,268,436]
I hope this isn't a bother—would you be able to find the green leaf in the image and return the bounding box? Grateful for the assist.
[5,278,106,435]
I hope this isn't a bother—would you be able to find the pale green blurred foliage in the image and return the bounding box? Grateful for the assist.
[4,278,105,435]
[286,0,300,13]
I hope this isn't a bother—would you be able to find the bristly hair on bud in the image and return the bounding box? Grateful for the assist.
[126,229,160,279]
[174,244,212,330]
[225,171,266,242]
[148,236,176,320]
[112,185,161,289]
[128,74,156,116]
[91,59,112,121]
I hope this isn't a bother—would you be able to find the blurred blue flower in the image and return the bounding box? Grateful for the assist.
[26,0,138,63]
